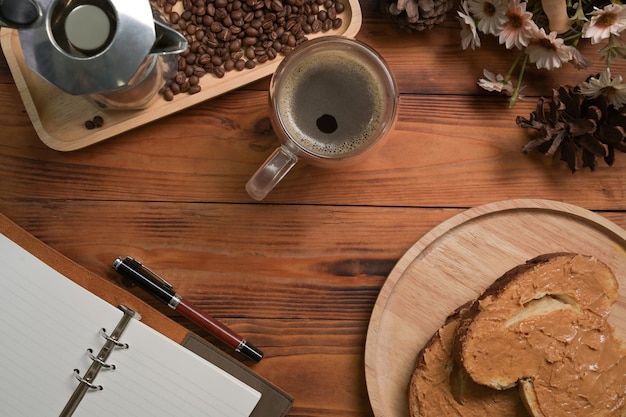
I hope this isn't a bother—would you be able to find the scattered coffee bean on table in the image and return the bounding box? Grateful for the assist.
[152,0,346,100]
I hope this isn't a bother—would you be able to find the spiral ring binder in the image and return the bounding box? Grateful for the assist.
[86,348,116,370]
[72,369,103,391]
[59,304,140,417]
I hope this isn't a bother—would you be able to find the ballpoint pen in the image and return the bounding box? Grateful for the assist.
[112,256,264,363]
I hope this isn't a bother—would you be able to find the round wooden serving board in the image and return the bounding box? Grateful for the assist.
[364,199,626,417]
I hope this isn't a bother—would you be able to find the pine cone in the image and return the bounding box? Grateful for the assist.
[516,85,626,172]
[380,0,454,31]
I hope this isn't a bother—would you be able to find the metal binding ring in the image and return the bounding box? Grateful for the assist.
[100,328,129,349]
[73,369,103,391]
[86,348,116,370]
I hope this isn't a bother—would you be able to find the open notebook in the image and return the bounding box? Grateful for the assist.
[0,233,262,417]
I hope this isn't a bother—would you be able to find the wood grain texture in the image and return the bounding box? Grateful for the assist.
[0,1,625,416]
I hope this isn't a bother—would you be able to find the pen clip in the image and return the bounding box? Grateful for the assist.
[126,257,174,290]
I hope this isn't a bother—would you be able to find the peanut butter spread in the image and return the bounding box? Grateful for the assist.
[454,253,626,417]
[409,309,528,417]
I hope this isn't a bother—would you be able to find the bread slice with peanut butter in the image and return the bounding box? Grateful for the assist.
[408,304,528,417]
[453,253,626,417]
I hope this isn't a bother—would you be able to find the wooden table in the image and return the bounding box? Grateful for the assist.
[1,2,625,416]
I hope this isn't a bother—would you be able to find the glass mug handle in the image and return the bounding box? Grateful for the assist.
[246,145,299,201]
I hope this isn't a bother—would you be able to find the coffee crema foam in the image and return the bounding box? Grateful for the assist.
[275,50,387,157]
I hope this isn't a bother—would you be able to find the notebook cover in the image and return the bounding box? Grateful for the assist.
[183,334,294,417]
[0,212,292,416]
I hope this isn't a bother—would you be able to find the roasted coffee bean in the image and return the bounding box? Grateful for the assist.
[218,28,232,41]
[195,29,206,40]
[245,26,259,36]
[215,7,228,19]
[185,53,197,64]
[271,0,284,11]
[164,87,174,101]
[210,21,223,32]
[175,71,186,85]
[224,59,236,71]
[243,36,257,46]
[229,38,243,51]
[193,66,207,77]
[198,53,212,65]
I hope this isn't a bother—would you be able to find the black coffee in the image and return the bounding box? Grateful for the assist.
[275,50,387,157]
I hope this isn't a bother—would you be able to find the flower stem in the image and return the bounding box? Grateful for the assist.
[505,49,525,82]
[509,53,529,107]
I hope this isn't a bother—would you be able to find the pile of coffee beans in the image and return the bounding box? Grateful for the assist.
[153,0,346,100]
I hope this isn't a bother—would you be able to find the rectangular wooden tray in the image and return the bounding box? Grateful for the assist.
[0,0,361,151]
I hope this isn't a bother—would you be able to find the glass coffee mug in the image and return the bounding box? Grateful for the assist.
[245,36,399,201]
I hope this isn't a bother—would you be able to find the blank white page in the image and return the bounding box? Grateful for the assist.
[0,233,261,417]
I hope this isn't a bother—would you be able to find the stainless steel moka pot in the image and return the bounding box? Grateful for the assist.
[0,0,188,109]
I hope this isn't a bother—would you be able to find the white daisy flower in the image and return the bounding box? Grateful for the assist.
[580,68,626,109]
[467,0,507,35]
[582,4,626,44]
[458,1,481,50]
[526,27,575,70]
[478,69,514,95]
[498,0,538,50]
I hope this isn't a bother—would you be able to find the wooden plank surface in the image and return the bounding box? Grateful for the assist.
[0,1,625,416]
